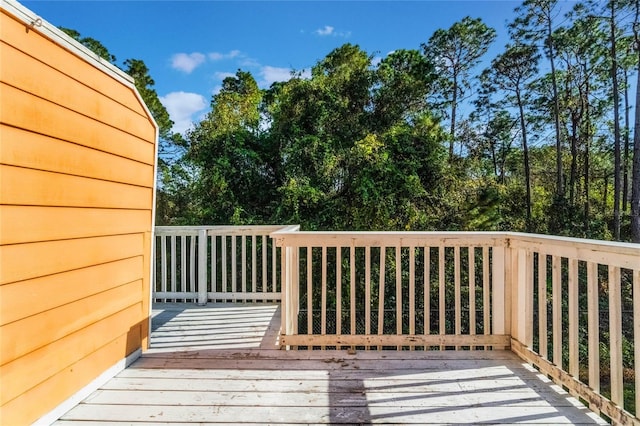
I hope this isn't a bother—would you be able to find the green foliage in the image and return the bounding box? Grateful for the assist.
[59,27,116,63]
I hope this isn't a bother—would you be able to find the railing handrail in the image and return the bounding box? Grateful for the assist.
[270,230,507,247]
[156,225,297,236]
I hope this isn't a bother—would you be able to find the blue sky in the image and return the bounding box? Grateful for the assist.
[22,0,565,134]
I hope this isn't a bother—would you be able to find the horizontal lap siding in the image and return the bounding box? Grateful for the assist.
[1,125,154,187]
[0,5,156,425]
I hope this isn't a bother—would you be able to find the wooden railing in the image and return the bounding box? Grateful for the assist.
[271,228,640,423]
[153,226,297,303]
[153,226,640,423]
[270,230,511,349]
[505,233,640,424]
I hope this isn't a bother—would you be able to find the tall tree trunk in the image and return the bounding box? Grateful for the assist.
[547,15,564,199]
[632,70,640,242]
[610,0,622,240]
[631,0,640,242]
[450,74,458,161]
[570,116,578,206]
[517,89,532,232]
[622,70,630,213]
[584,76,591,235]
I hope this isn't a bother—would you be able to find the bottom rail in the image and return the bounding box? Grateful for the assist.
[280,334,510,348]
[154,291,281,301]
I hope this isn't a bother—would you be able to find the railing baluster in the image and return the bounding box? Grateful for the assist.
[396,245,402,348]
[321,246,327,347]
[280,245,288,346]
[222,235,227,296]
[231,235,237,301]
[336,246,342,339]
[211,234,218,293]
[482,247,489,341]
[197,230,207,305]
[424,246,430,347]
[568,258,578,378]
[609,265,623,408]
[241,235,247,301]
[469,246,475,349]
[365,246,371,339]
[538,253,547,359]
[552,255,562,369]
[170,235,176,301]
[272,240,276,294]
[439,245,445,350]
[293,247,299,339]
[181,235,186,298]
[634,268,640,416]
[262,235,267,294]
[189,235,195,298]
[307,246,313,339]
[378,246,385,350]
[587,261,599,413]
[454,246,461,350]
[350,244,356,339]
[252,235,257,294]
[409,245,416,349]
[160,235,167,303]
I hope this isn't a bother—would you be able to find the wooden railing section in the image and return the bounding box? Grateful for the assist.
[506,233,640,425]
[153,226,297,303]
[270,231,511,350]
[271,228,640,424]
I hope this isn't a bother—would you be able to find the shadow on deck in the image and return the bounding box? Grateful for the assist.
[55,303,606,425]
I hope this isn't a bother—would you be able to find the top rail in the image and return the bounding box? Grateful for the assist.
[270,230,507,247]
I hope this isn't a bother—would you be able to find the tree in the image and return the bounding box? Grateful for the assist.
[122,59,182,157]
[482,44,540,231]
[422,17,496,161]
[631,0,640,242]
[551,4,609,234]
[511,0,565,199]
[185,70,271,224]
[372,49,436,129]
[58,27,116,63]
[608,0,624,240]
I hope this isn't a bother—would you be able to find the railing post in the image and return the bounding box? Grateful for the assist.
[197,229,207,306]
[512,247,532,347]
[280,244,297,348]
[492,238,511,349]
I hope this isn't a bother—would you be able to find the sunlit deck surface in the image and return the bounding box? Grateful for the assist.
[55,303,606,425]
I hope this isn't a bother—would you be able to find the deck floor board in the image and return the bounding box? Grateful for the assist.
[55,303,606,424]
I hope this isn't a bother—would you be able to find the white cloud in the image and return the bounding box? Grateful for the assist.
[209,50,241,61]
[239,57,261,67]
[372,56,383,67]
[260,66,293,86]
[258,66,311,87]
[213,71,236,81]
[316,25,334,36]
[315,25,350,38]
[159,91,208,135]
[299,68,312,79]
[171,52,206,73]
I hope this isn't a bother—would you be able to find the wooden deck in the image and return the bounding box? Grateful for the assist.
[54,303,606,425]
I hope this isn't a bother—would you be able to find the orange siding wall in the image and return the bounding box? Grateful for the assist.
[0,3,157,424]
